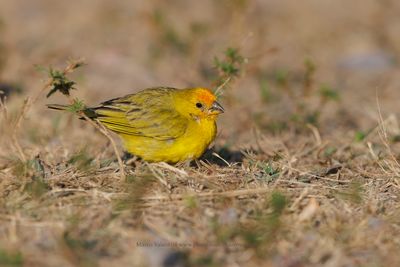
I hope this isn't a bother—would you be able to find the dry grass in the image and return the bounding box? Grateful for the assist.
[1,0,400,266]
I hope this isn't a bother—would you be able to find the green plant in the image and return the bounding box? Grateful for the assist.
[256,58,341,131]
[0,250,23,267]
[213,47,244,86]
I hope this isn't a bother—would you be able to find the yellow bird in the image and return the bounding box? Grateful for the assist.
[48,87,224,163]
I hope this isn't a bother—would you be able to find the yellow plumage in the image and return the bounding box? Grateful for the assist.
[48,87,224,163]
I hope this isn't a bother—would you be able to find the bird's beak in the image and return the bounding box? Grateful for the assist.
[209,101,224,114]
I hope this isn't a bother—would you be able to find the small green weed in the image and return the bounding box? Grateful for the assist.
[0,250,23,267]
[68,149,94,171]
[214,47,244,86]
[256,58,340,131]
[336,181,363,204]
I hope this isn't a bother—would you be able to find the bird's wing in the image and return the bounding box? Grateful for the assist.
[93,88,188,140]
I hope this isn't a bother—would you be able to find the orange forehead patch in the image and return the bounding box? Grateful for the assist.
[195,88,216,105]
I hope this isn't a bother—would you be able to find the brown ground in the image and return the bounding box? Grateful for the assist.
[1,0,400,266]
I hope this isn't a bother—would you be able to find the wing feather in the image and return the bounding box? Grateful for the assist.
[93,88,188,140]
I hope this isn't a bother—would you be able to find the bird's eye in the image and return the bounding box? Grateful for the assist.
[196,102,203,109]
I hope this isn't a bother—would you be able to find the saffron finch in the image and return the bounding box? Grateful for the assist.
[48,87,224,163]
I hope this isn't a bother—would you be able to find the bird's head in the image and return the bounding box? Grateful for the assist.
[175,87,224,120]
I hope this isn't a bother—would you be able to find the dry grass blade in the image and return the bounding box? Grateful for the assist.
[153,162,188,177]
[145,162,171,189]
[214,76,231,97]
[91,118,126,180]
[375,93,400,175]
[211,152,231,167]
[141,187,271,201]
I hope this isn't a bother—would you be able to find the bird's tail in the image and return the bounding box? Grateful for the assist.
[47,104,98,119]
[47,104,69,111]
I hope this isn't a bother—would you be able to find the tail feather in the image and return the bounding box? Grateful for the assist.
[47,104,69,111]
[47,104,97,119]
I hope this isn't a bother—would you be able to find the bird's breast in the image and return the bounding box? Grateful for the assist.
[185,118,217,152]
[122,118,217,163]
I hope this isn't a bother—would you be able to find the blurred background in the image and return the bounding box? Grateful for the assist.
[2,0,400,145]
